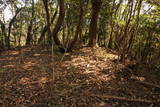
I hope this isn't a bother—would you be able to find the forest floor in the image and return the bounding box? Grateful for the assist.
[0,46,160,107]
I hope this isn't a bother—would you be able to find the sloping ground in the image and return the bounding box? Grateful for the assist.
[0,46,160,107]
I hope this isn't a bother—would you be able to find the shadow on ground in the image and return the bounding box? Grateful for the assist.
[0,46,160,107]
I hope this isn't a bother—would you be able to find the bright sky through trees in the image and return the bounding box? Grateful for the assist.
[3,0,39,21]
[4,6,12,21]
[3,0,152,22]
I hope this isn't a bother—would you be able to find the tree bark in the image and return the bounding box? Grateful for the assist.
[26,0,35,45]
[67,0,83,51]
[7,8,23,49]
[120,0,134,62]
[52,0,65,46]
[42,0,52,45]
[38,10,57,44]
[127,0,143,54]
[0,20,6,49]
[88,0,102,47]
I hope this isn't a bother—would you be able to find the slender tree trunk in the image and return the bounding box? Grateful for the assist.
[38,26,48,44]
[13,29,17,46]
[7,8,22,49]
[0,20,6,49]
[26,0,35,45]
[38,11,57,44]
[52,0,65,46]
[108,25,114,49]
[88,0,102,47]
[108,0,116,49]
[65,24,70,47]
[120,0,134,62]
[42,0,52,45]
[67,0,83,51]
[141,31,153,62]
[127,0,143,54]
[62,26,65,45]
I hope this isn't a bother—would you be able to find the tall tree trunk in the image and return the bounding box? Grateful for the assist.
[0,20,6,49]
[52,0,65,46]
[68,0,83,51]
[62,25,65,45]
[42,0,52,45]
[38,11,57,44]
[108,28,113,49]
[7,8,23,49]
[88,0,102,47]
[26,0,35,45]
[108,0,116,49]
[127,0,143,54]
[38,26,48,44]
[120,0,134,62]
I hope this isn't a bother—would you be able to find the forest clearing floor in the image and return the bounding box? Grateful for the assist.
[0,46,160,107]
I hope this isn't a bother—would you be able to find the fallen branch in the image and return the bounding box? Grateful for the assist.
[91,94,160,104]
[138,81,160,89]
